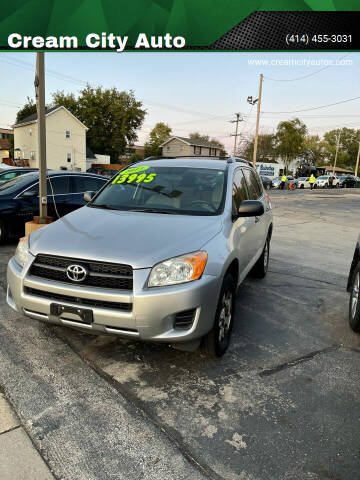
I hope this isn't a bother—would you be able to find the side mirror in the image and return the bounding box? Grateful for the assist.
[84,191,96,202]
[236,200,264,218]
[21,190,37,198]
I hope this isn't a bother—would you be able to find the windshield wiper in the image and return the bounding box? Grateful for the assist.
[88,203,118,210]
[127,208,178,215]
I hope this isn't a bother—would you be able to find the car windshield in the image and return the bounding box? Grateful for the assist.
[317,176,328,180]
[90,165,226,215]
[0,173,37,195]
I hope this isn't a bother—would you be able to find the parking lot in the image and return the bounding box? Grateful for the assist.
[0,188,359,480]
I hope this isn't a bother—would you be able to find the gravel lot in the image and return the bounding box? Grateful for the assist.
[0,188,359,480]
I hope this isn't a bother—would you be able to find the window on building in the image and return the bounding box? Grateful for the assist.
[30,151,35,160]
[29,129,32,136]
[194,146,201,155]
[67,153,72,163]
[65,130,71,139]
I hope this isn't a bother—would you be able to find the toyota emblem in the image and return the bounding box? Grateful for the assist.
[66,264,88,282]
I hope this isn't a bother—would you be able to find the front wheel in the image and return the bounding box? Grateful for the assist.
[349,263,360,332]
[201,273,236,357]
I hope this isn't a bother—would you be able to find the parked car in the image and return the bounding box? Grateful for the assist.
[338,175,356,188]
[272,175,297,189]
[0,171,107,241]
[87,167,120,178]
[314,175,340,188]
[7,157,273,357]
[347,235,360,332]
[0,167,37,185]
[260,175,272,190]
[297,177,310,189]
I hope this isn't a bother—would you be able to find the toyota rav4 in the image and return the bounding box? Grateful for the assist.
[7,157,273,357]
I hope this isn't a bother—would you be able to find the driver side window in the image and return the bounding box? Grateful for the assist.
[232,169,249,215]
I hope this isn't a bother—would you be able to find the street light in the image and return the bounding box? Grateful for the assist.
[247,96,258,105]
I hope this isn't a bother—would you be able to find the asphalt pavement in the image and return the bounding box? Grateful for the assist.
[0,188,359,480]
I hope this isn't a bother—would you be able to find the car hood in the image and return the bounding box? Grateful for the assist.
[29,206,223,269]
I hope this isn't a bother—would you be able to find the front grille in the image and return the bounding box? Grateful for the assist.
[25,287,132,311]
[29,254,133,290]
[174,308,196,330]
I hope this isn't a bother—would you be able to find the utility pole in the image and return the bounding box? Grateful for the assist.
[355,141,360,180]
[230,113,243,156]
[332,132,340,176]
[252,73,263,168]
[34,52,47,221]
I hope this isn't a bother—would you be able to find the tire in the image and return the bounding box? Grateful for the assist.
[201,272,236,357]
[251,235,270,279]
[349,263,360,332]
[300,184,304,189]
[0,219,7,243]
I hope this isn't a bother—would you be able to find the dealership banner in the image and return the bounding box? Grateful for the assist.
[1,1,360,51]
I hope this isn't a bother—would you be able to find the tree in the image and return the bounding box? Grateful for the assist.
[144,122,172,157]
[237,134,276,162]
[15,97,37,123]
[274,118,307,171]
[301,135,326,166]
[189,132,227,155]
[323,128,360,169]
[52,85,146,162]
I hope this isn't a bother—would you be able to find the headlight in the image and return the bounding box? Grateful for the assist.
[148,251,208,287]
[14,237,29,268]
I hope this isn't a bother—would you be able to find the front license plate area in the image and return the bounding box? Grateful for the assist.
[50,303,93,324]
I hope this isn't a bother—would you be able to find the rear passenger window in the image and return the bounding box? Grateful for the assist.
[243,169,262,199]
[232,169,249,213]
[48,176,70,195]
[71,176,107,193]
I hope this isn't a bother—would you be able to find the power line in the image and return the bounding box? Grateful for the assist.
[263,54,351,82]
[263,95,360,114]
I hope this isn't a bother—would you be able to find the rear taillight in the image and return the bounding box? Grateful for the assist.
[266,194,271,209]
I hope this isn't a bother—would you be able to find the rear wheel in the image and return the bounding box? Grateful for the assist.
[201,273,236,357]
[349,263,360,332]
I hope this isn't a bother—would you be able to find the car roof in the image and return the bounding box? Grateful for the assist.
[130,157,251,170]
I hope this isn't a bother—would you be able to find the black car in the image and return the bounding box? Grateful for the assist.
[0,171,107,241]
[338,175,356,188]
[260,175,273,190]
[0,167,37,184]
[347,235,360,332]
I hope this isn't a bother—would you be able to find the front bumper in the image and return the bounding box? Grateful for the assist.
[7,255,221,343]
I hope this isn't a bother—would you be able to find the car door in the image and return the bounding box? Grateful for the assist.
[231,168,259,276]
[14,181,40,232]
[69,175,108,211]
[46,175,73,218]
[242,168,268,257]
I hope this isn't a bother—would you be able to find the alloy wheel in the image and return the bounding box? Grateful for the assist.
[351,272,359,319]
[218,291,232,343]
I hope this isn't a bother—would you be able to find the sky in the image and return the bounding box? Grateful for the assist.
[0,51,359,153]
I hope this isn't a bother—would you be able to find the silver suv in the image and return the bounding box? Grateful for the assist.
[7,157,273,357]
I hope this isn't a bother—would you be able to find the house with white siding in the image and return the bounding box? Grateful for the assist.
[160,136,223,157]
[14,106,87,171]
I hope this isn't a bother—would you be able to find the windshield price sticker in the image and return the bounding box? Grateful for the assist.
[112,166,157,184]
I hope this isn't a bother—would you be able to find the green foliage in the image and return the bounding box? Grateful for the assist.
[15,97,37,123]
[52,85,146,162]
[301,135,326,166]
[238,134,276,162]
[127,153,143,163]
[323,128,360,169]
[144,122,172,157]
[274,118,307,169]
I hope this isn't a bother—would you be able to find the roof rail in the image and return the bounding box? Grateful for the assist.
[143,155,252,166]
